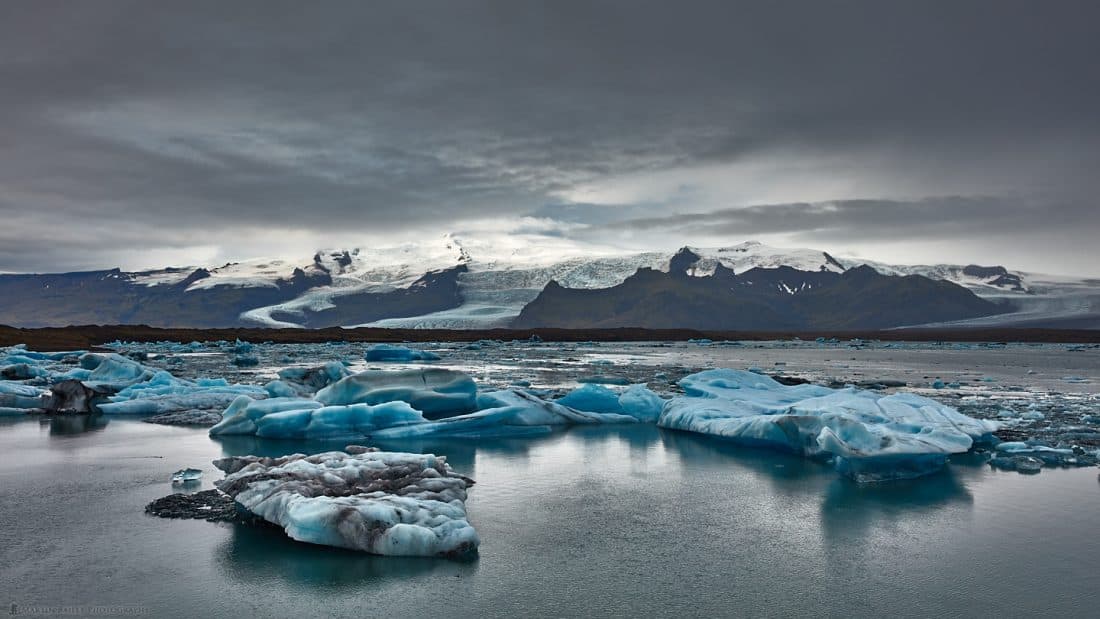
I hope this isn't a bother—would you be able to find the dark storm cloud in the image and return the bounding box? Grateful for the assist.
[613,196,1091,242]
[1,1,1098,271]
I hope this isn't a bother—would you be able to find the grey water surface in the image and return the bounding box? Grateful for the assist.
[1,415,1097,618]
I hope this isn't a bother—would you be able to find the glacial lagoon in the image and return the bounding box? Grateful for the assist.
[1,340,1098,617]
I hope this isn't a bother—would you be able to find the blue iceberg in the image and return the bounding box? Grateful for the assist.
[557,383,665,422]
[213,450,478,558]
[364,344,441,362]
[315,368,477,419]
[658,369,998,482]
[371,389,640,440]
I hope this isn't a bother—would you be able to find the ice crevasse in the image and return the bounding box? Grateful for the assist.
[658,369,999,481]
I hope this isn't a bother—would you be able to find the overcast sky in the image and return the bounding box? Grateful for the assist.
[2,1,1098,275]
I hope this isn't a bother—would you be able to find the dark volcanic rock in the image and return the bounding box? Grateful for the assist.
[145,490,240,522]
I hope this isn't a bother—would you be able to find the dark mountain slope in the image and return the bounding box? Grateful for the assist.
[514,252,1004,330]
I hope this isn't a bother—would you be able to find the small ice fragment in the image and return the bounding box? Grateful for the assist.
[172,468,203,483]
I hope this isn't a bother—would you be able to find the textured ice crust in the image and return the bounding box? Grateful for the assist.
[315,368,478,419]
[213,450,478,558]
[659,369,999,481]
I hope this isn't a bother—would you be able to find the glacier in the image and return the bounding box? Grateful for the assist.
[213,450,478,558]
[659,369,999,482]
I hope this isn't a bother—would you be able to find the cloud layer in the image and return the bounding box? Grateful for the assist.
[1,1,1097,274]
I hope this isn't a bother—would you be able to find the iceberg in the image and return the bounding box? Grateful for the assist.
[276,362,350,392]
[659,369,998,482]
[97,371,267,415]
[557,383,665,422]
[78,353,156,392]
[171,468,204,483]
[213,450,478,558]
[0,381,49,413]
[315,368,478,419]
[371,389,640,440]
[209,397,325,435]
[364,344,441,362]
[210,370,640,440]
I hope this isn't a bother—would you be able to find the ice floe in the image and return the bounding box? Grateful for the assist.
[659,369,1000,481]
[364,344,441,362]
[213,450,478,558]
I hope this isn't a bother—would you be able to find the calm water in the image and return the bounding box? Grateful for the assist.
[1,416,1098,618]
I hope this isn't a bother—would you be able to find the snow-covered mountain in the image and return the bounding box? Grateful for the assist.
[1,236,1096,329]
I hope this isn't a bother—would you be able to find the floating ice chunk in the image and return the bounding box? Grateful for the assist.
[576,374,631,386]
[78,353,156,391]
[209,396,324,435]
[264,380,300,398]
[232,354,259,367]
[557,383,665,422]
[98,371,267,415]
[557,384,622,415]
[372,389,639,441]
[0,381,49,411]
[315,369,477,419]
[172,468,204,483]
[254,401,426,440]
[277,362,350,391]
[364,344,441,362]
[617,384,665,422]
[1,363,47,380]
[213,450,478,558]
[659,369,998,481]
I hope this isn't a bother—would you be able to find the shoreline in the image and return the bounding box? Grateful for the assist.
[3,323,1100,349]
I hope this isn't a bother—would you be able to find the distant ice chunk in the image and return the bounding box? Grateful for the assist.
[659,369,998,481]
[232,354,260,367]
[213,450,478,558]
[277,362,350,392]
[172,468,204,483]
[576,374,631,386]
[364,344,441,362]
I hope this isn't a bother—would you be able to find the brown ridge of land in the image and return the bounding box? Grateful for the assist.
[1,324,1099,350]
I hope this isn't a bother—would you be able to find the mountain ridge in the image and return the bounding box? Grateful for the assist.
[0,238,1095,329]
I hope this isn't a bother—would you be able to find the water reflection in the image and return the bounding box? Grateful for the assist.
[819,471,973,543]
[658,428,824,480]
[43,413,110,435]
[216,523,476,589]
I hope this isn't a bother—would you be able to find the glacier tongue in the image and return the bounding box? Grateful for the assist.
[659,369,998,482]
[213,450,479,558]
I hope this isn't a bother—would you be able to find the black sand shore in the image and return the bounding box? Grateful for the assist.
[2,324,1099,349]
